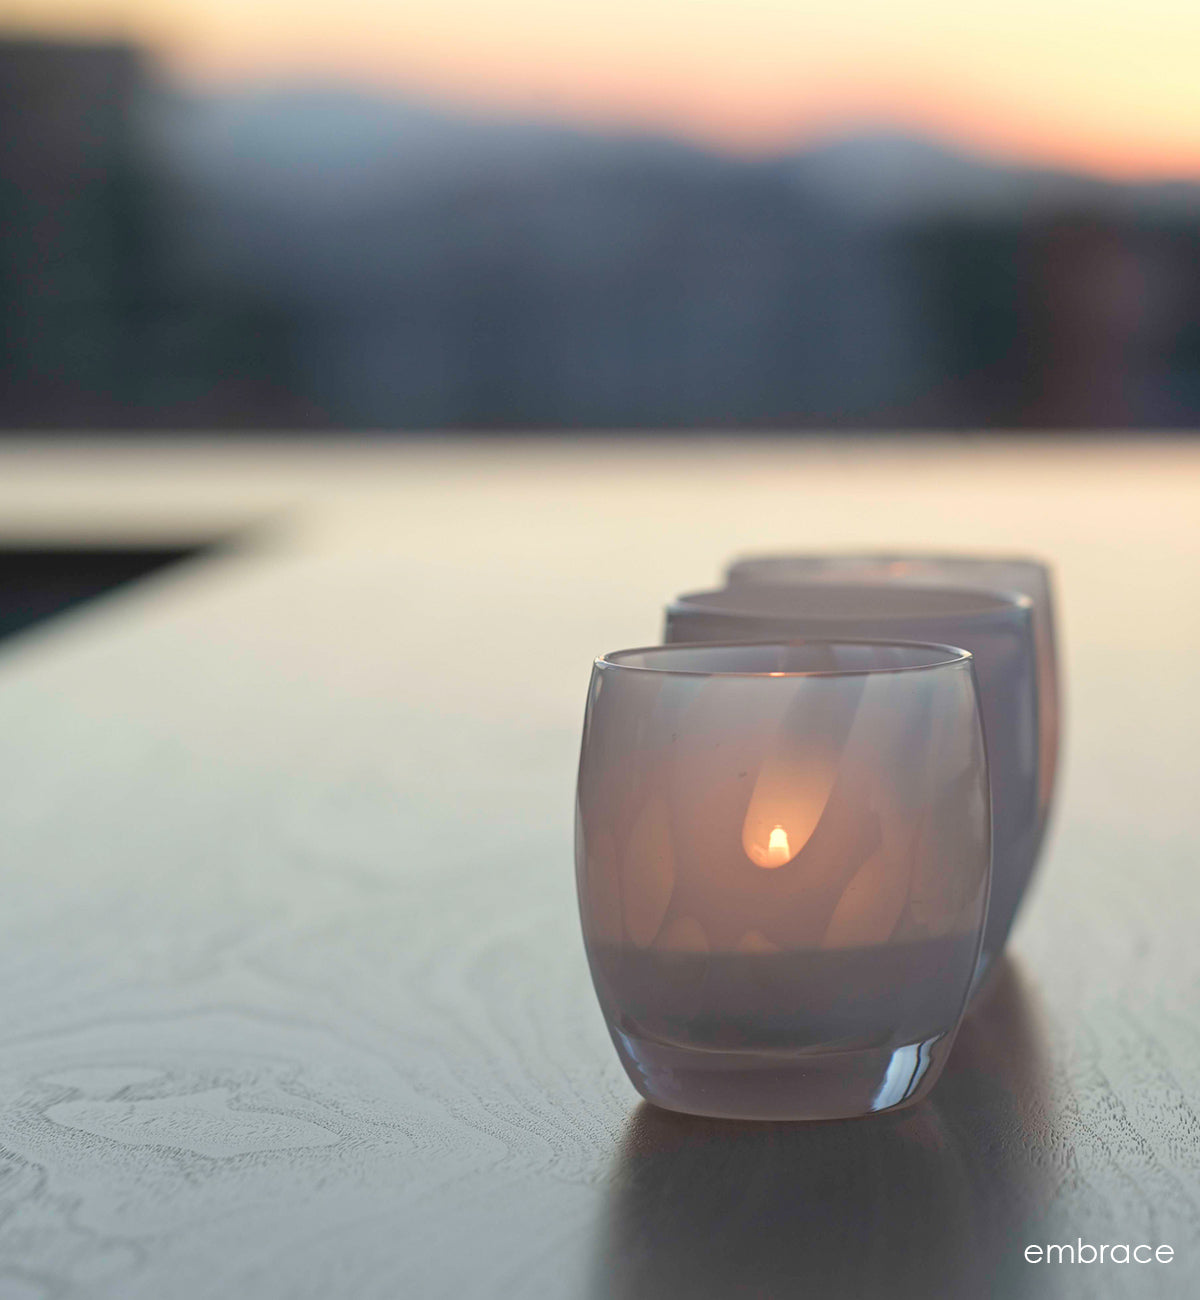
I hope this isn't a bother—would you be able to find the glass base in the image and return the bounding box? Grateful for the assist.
[612,1028,952,1121]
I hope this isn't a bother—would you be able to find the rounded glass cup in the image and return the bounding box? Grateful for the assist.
[665,584,1038,984]
[576,639,990,1122]
[726,552,1060,841]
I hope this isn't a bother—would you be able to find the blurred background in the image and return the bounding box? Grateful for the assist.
[2,0,1200,433]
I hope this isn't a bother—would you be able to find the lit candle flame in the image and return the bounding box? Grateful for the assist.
[766,824,791,865]
[741,741,843,869]
[740,677,865,870]
[745,819,800,869]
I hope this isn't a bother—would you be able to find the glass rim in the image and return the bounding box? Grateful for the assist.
[669,581,1033,620]
[597,638,974,679]
[727,549,1052,574]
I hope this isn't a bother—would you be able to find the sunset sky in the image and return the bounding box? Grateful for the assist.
[4,0,1200,177]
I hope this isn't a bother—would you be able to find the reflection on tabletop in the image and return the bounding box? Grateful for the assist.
[591,959,1058,1300]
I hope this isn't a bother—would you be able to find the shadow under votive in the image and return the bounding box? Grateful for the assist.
[590,958,1059,1300]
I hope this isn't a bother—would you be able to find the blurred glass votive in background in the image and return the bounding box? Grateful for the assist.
[726,552,1060,841]
[665,585,1038,985]
[575,640,990,1121]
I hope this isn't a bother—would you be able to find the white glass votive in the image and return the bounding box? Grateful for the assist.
[576,640,991,1121]
[726,552,1060,841]
[665,584,1039,983]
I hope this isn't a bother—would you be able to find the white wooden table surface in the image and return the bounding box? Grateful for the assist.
[0,436,1197,1300]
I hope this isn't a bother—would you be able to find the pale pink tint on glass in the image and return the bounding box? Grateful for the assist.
[664,584,1038,985]
[725,552,1060,844]
[576,640,990,1121]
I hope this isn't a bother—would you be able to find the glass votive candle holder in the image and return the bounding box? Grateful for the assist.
[664,584,1039,984]
[726,552,1060,841]
[576,640,991,1122]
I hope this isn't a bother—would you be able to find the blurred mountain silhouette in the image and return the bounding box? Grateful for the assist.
[4,40,1200,430]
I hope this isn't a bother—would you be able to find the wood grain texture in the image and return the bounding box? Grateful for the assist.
[0,437,1198,1299]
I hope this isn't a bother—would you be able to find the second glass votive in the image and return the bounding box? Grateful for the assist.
[665,583,1039,984]
[576,640,991,1121]
[725,552,1060,840]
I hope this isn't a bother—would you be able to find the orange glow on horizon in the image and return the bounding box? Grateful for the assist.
[158,43,1200,181]
[4,0,1200,180]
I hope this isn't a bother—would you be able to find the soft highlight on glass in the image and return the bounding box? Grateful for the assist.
[575,640,991,1121]
[665,584,1039,984]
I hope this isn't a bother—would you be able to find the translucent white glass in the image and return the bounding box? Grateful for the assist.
[726,552,1060,842]
[576,640,990,1121]
[665,584,1038,982]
